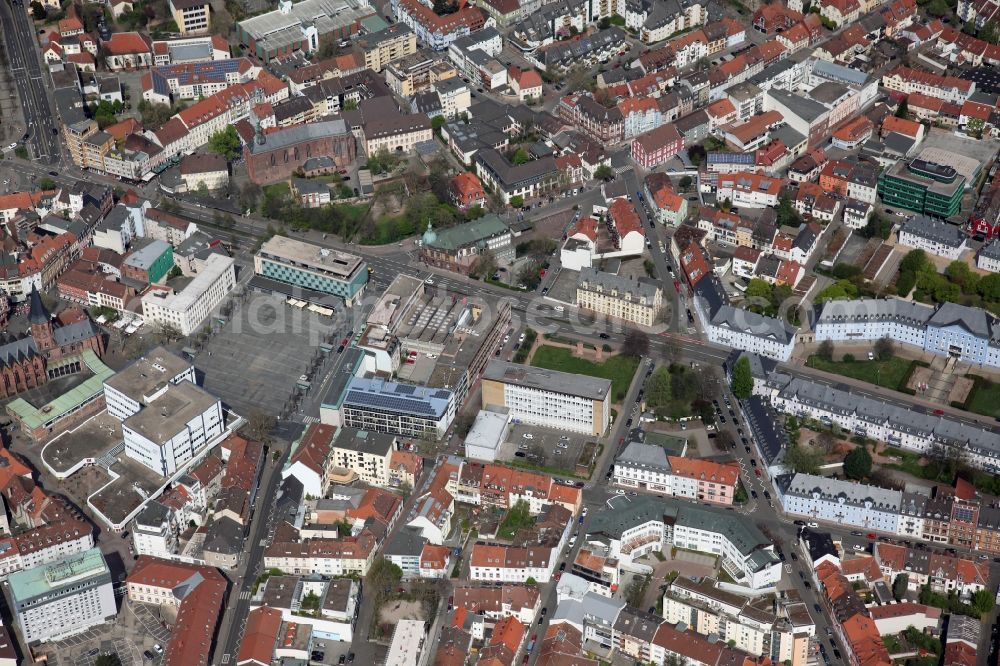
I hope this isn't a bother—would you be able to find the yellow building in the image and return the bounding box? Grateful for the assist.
[358,24,417,72]
[81,130,114,173]
[169,0,210,35]
[576,267,663,327]
[65,118,98,169]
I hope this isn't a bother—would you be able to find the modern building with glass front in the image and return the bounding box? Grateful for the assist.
[253,236,369,306]
[877,158,965,218]
[324,376,455,440]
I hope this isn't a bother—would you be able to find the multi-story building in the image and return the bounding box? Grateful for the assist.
[815,298,1000,370]
[392,0,490,50]
[469,543,557,583]
[357,98,433,156]
[141,254,236,336]
[474,148,559,204]
[576,268,663,327]
[586,496,781,589]
[169,0,210,35]
[126,557,227,666]
[131,501,177,559]
[897,215,968,259]
[978,239,1000,272]
[326,377,455,440]
[9,548,116,644]
[878,159,966,219]
[122,381,224,477]
[358,24,417,72]
[693,281,797,362]
[122,239,174,285]
[104,347,195,422]
[65,119,102,170]
[419,214,514,275]
[264,530,379,576]
[613,442,739,505]
[881,66,974,104]
[253,236,368,306]
[329,428,397,487]
[481,360,611,436]
[716,171,784,209]
[631,124,684,169]
[761,372,999,466]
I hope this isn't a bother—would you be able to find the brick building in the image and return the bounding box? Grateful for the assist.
[244,120,356,184]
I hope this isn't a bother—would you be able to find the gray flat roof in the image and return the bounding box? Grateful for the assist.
[104,347,191,401]
[123,382,219,445]
[483,360,611,401]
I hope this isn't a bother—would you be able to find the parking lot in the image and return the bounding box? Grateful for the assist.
[194,292,342,417]
[496,422,596,475]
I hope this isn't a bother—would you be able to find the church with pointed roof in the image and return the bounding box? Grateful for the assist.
[0,287,105,399]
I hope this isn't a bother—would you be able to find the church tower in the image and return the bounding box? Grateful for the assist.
[28,287,55,353]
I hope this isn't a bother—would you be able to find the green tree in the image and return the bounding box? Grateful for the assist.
[818,339,835,361]
[431,115,446,132]
[30,0,46,19]
[730,356,753,400]
[720,197,732,213]
[972,588,996,615]
[594,165,614,180]
[776,193,803,227]
[207,126,242,160]
[622,328,649,358]
[874,336,894,359]
[978,272,1000,301]
[14,146,28,160]
[513,148,530,165]
[746,278,772,301]
[843,446,872,480]
[37,177,55,190]
[895,98,909,118]
[981,20,1000,43]
[678,175,693,191]
[784,442,824,474]
[510,195,524,208]
[892,573,908,601]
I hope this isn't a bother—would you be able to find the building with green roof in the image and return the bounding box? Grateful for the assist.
[9,547,116,644]
[586,495,781,589]
[419,215,514,275]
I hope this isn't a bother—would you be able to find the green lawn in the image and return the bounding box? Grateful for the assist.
[497,501,532,540]
[965,377,1000,418]
[805,356,915,391]
[530,345,640,402]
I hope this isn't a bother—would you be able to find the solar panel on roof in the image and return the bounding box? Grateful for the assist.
[396,384,416,395]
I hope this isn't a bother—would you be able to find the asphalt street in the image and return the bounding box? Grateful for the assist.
[0,0,59,163]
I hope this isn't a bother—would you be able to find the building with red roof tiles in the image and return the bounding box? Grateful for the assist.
[776,22,811,52]
[127,557,227,666]
[104,32,153,70]
[882,66,974,104]
[388,450,422,488]
[419,543,452,578]
[284,423,337,498]
[665,457,741,504]
[880,115,924,141]
[752,3,804,33]
[470,541,557,583]
[394,0,487,51]
[450,172,487,211]
[58,8,85,37]
[631,123,684,169]
[491,615,527,653]
[831,116,874,149]
[509,67,543,102]
[237,607,282,666]
[264,528,380,576]
[717,171,783,209]
[680,241,711,287]
[607,199,646,254]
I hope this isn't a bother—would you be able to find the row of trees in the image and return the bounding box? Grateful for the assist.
[897,249,1000,303]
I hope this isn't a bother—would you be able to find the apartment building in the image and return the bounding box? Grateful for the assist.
[693,281,797,362]
[763,373,998,467]
[328,429,397,487]
[815,298,1000,370]
[469,543,557,583]
[253,236,368,306]
[586,496,781,588]
[481,360,611,436]
[169,0,210,34]
[358,24,417,71]
[474,148,559,204]
[577,268,663,327]
[325,377,455,440]
[122,381,224,477]
[132,501,177,559]
[613,447,740,505]
[881,66,974,104]
[263,529,379,576]
[873,542,989,597]
[126,557,226,666]
[10,548,116,644]
[716,171,784,208]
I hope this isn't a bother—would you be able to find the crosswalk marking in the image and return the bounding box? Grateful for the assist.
[301,415,319,424]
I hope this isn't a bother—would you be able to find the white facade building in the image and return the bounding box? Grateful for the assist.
[141,254,236,336]
[103,347,196,422]
[9,548,116,644]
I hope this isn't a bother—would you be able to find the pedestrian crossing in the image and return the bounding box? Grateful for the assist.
[238,590,252,601]
[301,415,319,424]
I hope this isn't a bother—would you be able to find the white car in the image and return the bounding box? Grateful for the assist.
[522,433,534,440]
[582,506,588,516]
[424,277,434,285]
[853,544,865,551]
[807,522,818,528]
[615,489,626,495]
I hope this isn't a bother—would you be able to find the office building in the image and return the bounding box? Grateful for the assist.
[327,377,455,440]
[104,347,195,422]
[878,159,965,218]
[481,361,611,436]
[253,236,368,306]
[815,298,1000,370]
[898,215,968,259]
[141,254,236,336]
[9,548,116,644]
[358,24,418,72]
[577,268,663,327]
[169,0,210,35]
[122,239,174,284]
[123,381,224,476]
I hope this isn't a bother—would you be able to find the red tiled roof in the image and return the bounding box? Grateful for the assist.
[104,32,152,56]
[238,607,282,666]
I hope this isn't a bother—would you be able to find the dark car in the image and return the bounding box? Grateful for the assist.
[337,345,345,353]
[626,418,633,427]
[793,520,806,526]
[541,607,547,617]
[750,459,757,467]
[804,580,811,588]
[750,490,758,499]
[143,651,155,660]
[814,604,822,613]
[515,451,526,458]
[599,333,610,339]
[790,552,798,561]
[833,649,842,660]
[763,491,771,500]
[347,654,355,663]
[559,561,566,571]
